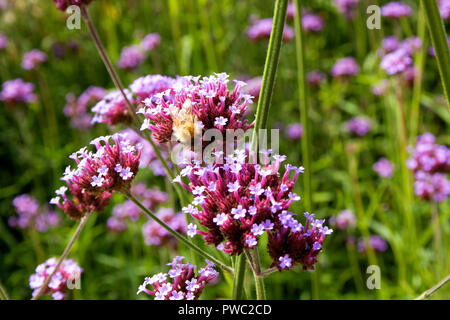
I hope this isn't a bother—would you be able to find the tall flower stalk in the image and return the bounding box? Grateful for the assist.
[421,0,450,107]
[247,0,288,300]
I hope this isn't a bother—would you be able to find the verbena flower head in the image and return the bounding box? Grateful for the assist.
[141,33,161,52]
[137,257,218,300]
[330,209,356,230]
[117,45,146,70]
[129,74,176,104]
[439,0,450,20]
[331,57,359,77]
[175,150,332,271]
[357,235,388,253]
[373,158,394,178]
[9,194,60,232]
[333,0,360,19]
[407,133,450,174]
[22,49,47,70]
[142,208,187,248]
[382,36,400,53]
[286,2,296,20]
[30,258,82,300]
[52,0,94,11]
[346,117,371,136]
[243,76,263,102]
[50,133,141,219]
[307,70,326,88]
[91,89,134,125]
[414,171,450,202]
[381,1,412,19]
[64,86,106,130]
[0,78,37,105]
[247,18,294,42]
[285,123,303,140]
[302,13,325,33]
[139,73,254,146]
[380,48,413,75]
[0,33,8,51]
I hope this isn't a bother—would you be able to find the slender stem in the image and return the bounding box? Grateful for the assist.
[0,282,9,300]
[31,216,88,300]
[259,267,278,278]
[251,0,289,154]
[421,0,450,107]
[125,192,233,274]
[81,6,137,120]
[232,254,246,300]
[251,248,266,300]
[416,275,450,300]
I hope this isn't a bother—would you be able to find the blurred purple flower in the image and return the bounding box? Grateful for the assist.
[0,33,7,51]
[247,18,294,42]
[141,33,161,52]
[64,86,106,130]
[302,13,325,33]
[330,210,357,230]
[346,117,371,136]
[118,45,146,70]
[142,208,187,248]
[381,1,412,19]
[285,123,303,140]
[357,235,388,253]
[52,0,94,11]
[380,48,412,75]
[382,36,400,53]
[331,57,359,77]
[22,49,47,70]
[373,158,394,178]
[333,0,360,20]
[0,78,37,105]
[439,0,450,20]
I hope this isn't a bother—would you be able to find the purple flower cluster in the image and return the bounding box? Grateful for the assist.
[242,76,263,102]
[333,0,360,20]
[0,78,37,105]
[50,133,141,219]
[9,194,60,232]
[139,73,254,146]
[117,45,146,71]
[0,33,7,51]
[52,0,94,11]
[381,1,412,19]
[175,149,332,271]
[357,235,388,253]
[373,158,394,178]
[380,36,422,75]
[137,257,218,300]
[142,208,187,248]
[64,86,106,130]
[302,13,325,33]
[107,183,168,232]
[407,133,450,202]
[22,49,47,70]
[30,258,82,300]
[439,0,450,20]
[247,18,294,42]
[307,70,326,88]
[92,75,175,126]
[331,57,359,77]
[330,210,356,230]
[141,33,161,52]
[285,123,303,140]
[346,117,371,136]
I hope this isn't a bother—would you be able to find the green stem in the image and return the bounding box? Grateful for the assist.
[32,216,88,300]
[251,0,289,154]
[232,254,246,300]
[125,192,233,274]
[250,248,266,300]
[421,0,450,107]
[416,275,450,300]
[0,281,10,300]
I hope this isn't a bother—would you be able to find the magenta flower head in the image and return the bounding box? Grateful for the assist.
[331,57,359,78]
[174,150,332,271]
[247,18,294,42]
[285,123,303,140]
[52,0,94,11]
[414,172,450,202]
[137,257,218,300]
[141,33,161,52]
[357,235,388,253]
[50,133,141,219]
[381,1,412,19]
[139,73,254,147]
[22,49,47,70]
[0,33,7,51]
[9,194,60,232]
[142,208,187,248]
[307,70,326,88]
[373,158,394,178]
[439,0,450,20]
[302,13,325,33]
[330,209,356,230]
[91,89,134,125]
[333,0,360,19]
[346,117,371,136]
[407,133,450,174]
[0,78,37,106]
[30,258,82,300]
[64,86,106,130]
[382,36,400,53]
[286,2,296,20]
[117,45,145,71]
[380,48,412,75]
[129,74,176,104]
